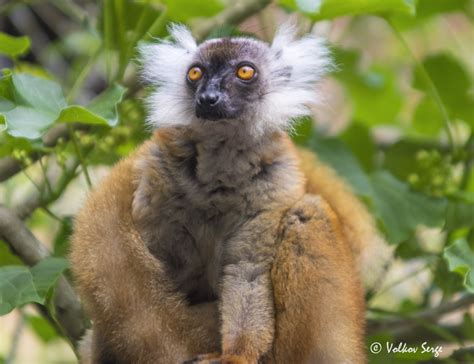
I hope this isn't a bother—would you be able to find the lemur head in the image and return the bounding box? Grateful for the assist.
[140,23,331,136]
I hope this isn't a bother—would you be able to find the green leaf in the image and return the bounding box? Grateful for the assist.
[443,239,474,293]
[382,140,426,181]
[100,0,167,79]
[306,132,447,244]
[413,53,474,127]
[395,238,426,259]
[307,132,374,198]
[56,106,111,126]
[333,49,403,126]
[4,106,58,139]
[353,68,403,125]
[446,201,474,230]
[0,241,22,267]
[0,33,30,57]
[0,266,40,315]
[0,258,69,315]
[1,74,126,138]
[340,122,375,171]
[0,69,15,104]
[30,258,69,298]
[389,0,471,29]
[12,73,67,114]
[27,315,60,343]
[280,0,416,20]
[412,96,444,137]
[87,84,126,126]
[1,73,66,139]
[416,0,470,18]
[0,97,14,113]
[57,84,125,126]
[434,258,466,297]
[164,0,223,23]
[370,171,446,244]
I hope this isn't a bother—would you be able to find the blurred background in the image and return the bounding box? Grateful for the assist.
[0,0,473,363]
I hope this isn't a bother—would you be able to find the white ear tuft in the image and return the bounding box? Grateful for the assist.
[168,23,197,52]
[138,23,197,129]
[259,23,332,131]
[271,22,297,52]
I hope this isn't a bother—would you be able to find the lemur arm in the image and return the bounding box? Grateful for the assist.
[218,210,284,363]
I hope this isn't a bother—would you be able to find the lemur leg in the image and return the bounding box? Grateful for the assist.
[269,194,366,364]
[71,156,220,364]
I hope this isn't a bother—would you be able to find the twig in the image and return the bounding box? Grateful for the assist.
[371,322,464,344]
[38,157,53,196]
[68,125,92,189]
[368,294,474,336]
[5,309,25,364]
[192,0,272,40]
[368,260,433,303]
[0,206,86,348]
[14,158,81,220]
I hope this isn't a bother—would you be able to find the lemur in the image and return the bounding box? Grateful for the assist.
[70,23,388,364]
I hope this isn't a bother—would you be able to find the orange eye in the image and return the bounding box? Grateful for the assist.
[187,66,203,82]
[236,65,256,81]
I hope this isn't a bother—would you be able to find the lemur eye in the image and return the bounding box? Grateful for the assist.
[187,66,203,82]
[236,65,256,81]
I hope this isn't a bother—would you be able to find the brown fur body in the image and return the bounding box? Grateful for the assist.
[70,126,368,364]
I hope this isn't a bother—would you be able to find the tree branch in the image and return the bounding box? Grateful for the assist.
[391,323,464,344]
[368,295,474,337]
[0,123,86,182]
[192,0,272,40]
[0,206,86,348]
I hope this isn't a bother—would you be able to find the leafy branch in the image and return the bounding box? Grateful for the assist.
[0,206,86,347]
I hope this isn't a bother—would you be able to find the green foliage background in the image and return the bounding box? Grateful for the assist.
[0,0,473,363]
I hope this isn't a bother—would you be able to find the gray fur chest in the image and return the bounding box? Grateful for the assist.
[133,129,302,303]
[145,190,250,303]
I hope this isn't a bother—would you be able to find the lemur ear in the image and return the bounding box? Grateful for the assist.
[139,23,197,85]
[139,24,198,129]
[270,22,331,88]
[257,22,332,132]
[167,23,198,52]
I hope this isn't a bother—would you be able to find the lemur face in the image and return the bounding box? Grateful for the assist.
[186,38,269,121]
[141,24,331,136]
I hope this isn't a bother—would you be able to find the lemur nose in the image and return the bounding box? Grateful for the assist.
[199,92,220,107]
